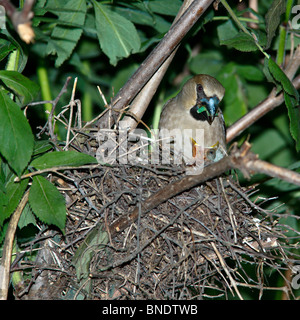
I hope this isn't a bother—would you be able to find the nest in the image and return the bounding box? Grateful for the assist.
[61,164,284,300]
[15,101,300,300]
[14,127,299,300]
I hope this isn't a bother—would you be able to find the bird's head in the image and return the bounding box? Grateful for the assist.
[179,74,225,125]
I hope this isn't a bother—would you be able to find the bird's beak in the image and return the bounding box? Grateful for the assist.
[207,114,215,125]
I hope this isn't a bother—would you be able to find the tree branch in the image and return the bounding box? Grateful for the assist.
[121,0,195,131]
[226,75,300,143]
[227,45,300,143]
[0,190,29,300]
[28,76,72,141]
[97,0,215,129]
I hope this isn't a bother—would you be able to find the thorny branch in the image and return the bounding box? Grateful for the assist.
[0,0,35,43]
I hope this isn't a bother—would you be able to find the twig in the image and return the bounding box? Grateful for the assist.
[245,157,300,186]
[28,77,72,140]
[248,0,259,29]
[64,77,78,150]
[226,179,270,215]
[211,242,244,300]
[14,164,102,182]
[219,178,237,243]
[97,0,215,129]
[284,45,300,80]
[108,154,232,236]
[0,190,29,300]
[220,0,268,58]
[100,199,200,272]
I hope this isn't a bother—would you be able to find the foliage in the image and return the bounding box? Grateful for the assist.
[0,0,299,299]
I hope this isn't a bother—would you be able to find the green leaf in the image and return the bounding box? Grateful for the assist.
[0,223,8,244]
[114,6,171,33]
[111,64,139,94]
[0,31,28,72]
[30,150,97,170]
[0,174,29,226]
[189,51,224,75]
[236,65,264,81]
[0,90,34,176]
[0,71,40,105]
[285,93,300,152]
[72,224,109,281]
[268,58,299,99]
[29,176,66,233]
[0,192,8,225]
[220,32,258,52]
[0,38,16,62]
[218,63,248,125]
[265,0,286,49]
[251,127,295,165]
[217,20,238,41]
[92,1,140,66]
[267,58,300,151]
[18,203,37,229]
[250,29,267,48]
[218,18,258,51]
[45,0,87,67]
[32,140,54,156]
[134,0,182,16]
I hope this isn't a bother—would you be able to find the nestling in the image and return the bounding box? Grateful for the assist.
[158,74,226,167]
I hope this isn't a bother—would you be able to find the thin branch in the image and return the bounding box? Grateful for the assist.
[245,157,300,186]
[97,0,215,129]
[220,0,269,58]
[99,200,198,272]
[64,77,78,150]
[28,76,72,140]
[227,74,300,143]
[284,44,300,80]
[109,155,233,236]
[0,190,29,300]
[211,242,244,300]
[15,164,102,182]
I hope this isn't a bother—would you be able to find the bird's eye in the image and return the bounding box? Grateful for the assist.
[197,84,204,95]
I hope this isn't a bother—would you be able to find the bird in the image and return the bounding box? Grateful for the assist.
[158,74,227,171]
